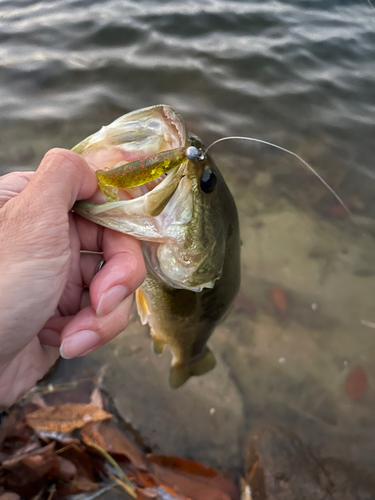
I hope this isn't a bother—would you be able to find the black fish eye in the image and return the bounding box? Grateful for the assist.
[200,167,217,193]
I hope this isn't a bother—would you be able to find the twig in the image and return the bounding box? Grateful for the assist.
[109,472,137,498]
[47,484,56,500]
[87,443,136,497]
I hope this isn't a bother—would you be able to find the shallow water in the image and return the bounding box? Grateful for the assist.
[2,0,375,479]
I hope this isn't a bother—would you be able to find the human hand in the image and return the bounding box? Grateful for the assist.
[0,149,146,407]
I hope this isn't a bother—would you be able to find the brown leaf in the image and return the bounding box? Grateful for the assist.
[89,385,104,410]
[58,443,104,483]
[147,455,240,500]
[41,380,95,407]
[26,404,112,433]
[1,442,55,471]
[135,489,158,500]
[35,429,81,445]
[0,494,21,500]
[0,410,21,447]
[270,286,288,315]
[131,469,158,488]
[345,365,367,401]
[1,442,59,488]
[82,420,146,470]
[56,456,77,481]
[72,476,98,492]
[81,422,107,449]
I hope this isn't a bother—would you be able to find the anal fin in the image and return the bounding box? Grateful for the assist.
[152,334,166,355]
[169,347,216,389]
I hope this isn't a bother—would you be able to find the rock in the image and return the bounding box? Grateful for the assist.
[244,427,375,500]
[99,319,245,470]
[244,427,331,500]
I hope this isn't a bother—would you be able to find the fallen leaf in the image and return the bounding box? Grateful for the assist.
[1,442,59,488]
[26,404,112,433]
[135,489,158,500]
[72,476,98,493]
[270,286,288,315]
[147,455,240,500]
[56,456,77,481]
[81,424,107,450]
[345,365,367,401]
[29,394,48,409]
[82,420,146,470]
[131,469,158,488]
[0,410,21,447]
[1,442,55,471]
[35,429,81,444]
[89,385,104,410]
[41,380,95,407]
[58,442,104,485]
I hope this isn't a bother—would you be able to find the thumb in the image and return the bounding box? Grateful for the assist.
[26,148,98,211]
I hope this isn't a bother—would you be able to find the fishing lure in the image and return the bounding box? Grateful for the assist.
[97,145,201,200]
[97,133,353,221]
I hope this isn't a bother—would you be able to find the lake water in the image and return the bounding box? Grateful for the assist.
[1,0,375,484]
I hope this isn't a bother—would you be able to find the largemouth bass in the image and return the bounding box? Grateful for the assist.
[73,105,240,388]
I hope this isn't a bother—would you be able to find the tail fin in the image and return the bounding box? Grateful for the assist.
[169,348,216,389]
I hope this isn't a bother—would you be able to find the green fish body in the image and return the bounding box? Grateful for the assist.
[73,105,240,388]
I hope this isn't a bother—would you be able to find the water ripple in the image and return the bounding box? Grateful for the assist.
[0,0,374,184]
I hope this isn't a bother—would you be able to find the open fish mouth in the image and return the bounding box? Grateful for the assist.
[72,104,188,202]
[73,105,205,290]
[73,105,225,292]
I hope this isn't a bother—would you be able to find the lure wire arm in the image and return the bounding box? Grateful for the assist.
[206,135,354,220]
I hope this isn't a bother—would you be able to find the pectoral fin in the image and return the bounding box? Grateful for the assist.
[135,289,149,325]
[169,348,216,389]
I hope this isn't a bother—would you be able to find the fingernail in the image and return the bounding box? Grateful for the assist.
[60,330,100,359]
[96,284,128,317]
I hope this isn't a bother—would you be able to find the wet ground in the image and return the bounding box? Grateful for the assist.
[44,155,375,479]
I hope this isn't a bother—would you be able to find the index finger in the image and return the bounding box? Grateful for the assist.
[26,148,98,212]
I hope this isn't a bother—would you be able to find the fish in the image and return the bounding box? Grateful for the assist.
[73,104,241,388]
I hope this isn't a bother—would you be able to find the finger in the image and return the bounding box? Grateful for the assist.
[80,252,103,288]
[90,230,146,317]
[59,295,133,359]
[74,213,104,252]
[0,171,34,208]
[25,148,98,212]
[38,287,91,347]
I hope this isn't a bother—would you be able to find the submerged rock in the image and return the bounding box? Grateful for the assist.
[99,319,245,470]
[244,427,375,500]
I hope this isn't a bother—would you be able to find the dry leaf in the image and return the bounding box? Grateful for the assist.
[82,420,146,470]
[1,442,59,489]
[270,286,288,315]
[26,404,112,433]
[345,365,367,401]
[0,410,21,447]
[72,476,98,493]
[89,385,104,410]
[147,455,240,500]
[56,456,77,481]
[135,489,158,500]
